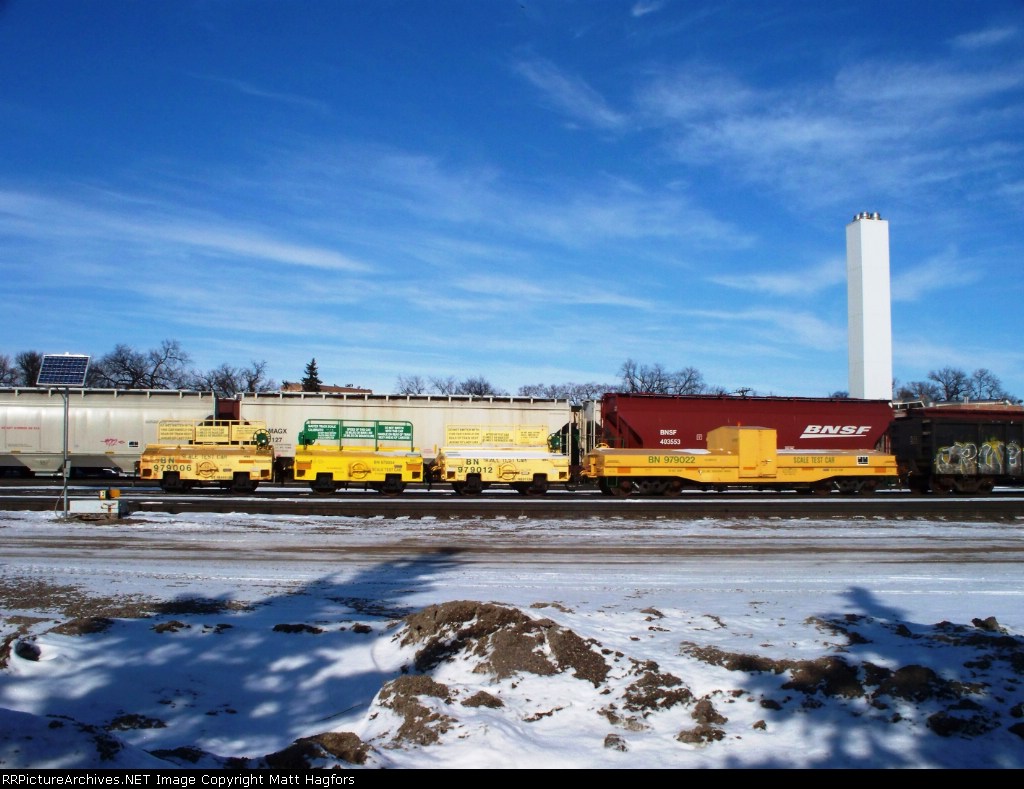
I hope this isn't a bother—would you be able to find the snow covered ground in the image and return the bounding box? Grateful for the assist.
[1,508,1023,769]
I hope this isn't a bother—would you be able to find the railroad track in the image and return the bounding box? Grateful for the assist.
[2,481,1023,520]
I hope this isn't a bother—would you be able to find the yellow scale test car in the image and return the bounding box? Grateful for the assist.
[584,424,899,496]
[138,420,274,494]
[293,419,423,495]
[433,423,571,495]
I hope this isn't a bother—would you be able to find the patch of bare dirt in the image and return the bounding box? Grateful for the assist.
[461,690,503,709]
[622,659,693,714]
[105,714,166,731]
[377,675,456,746]
[271,623,324,634]
[0,578,156,620]
[264,732,371,768]
[50,617,116,636]
[399,600,610,686]
[0,578,251,623]
[681,613,1024,740]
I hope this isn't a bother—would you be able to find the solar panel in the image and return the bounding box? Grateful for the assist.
[37,354,91,387]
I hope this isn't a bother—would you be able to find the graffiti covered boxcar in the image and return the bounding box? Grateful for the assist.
[889,404,1024,493]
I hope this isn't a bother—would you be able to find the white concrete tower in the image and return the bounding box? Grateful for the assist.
[846,212,893,400]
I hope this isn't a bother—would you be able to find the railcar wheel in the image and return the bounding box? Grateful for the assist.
[662,478,684,498]
[609,478,634,498]
[835,479,875,495]
[310,473,336,496]
[231,474,258,495]
[597,478,614,496]
[160,472,184,494]
[636,478,665,496]
[930,477,956,495]
[810,482,833,496]
[377,475,406,497]
[453,475,485,496]
[527,476,549,496]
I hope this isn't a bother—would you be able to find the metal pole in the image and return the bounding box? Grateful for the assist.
[62,388,69,518]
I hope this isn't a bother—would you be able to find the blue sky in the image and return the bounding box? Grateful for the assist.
[2,1,1022,397]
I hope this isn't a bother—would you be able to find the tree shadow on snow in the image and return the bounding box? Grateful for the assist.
[0,547,467,764]
[705,585,1024,769]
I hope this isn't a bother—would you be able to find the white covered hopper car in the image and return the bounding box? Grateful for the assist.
[0,388,218,477]
[228,391,576,480]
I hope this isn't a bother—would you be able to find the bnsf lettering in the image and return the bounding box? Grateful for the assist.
[659,429,677,435]
[800,425,873,439]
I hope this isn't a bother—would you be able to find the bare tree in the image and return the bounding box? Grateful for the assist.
[238,360,276,393]
[670,366,706,395]
[968,368,1012,401]
[88,344,148,388]
[0,354,18,385]
[618,359,707,395]
[88,340,192,390]
[895,380,942,403]
[15,351,43,386]
[518,381,615,404]
[928,367,970,402]
[429,376,459,395]
[455,376,506,397]
[190,363,242,398]
[395,374,428,394]
[144,340,192,389]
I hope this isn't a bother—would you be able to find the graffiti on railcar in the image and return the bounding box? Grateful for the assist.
[935,439,1022,477]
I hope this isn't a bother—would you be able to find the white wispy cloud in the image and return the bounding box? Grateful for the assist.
[634,48,1024,211]
[685,307,846,351]
[274,141,748,251]
[0,188,373,274]
[708,260,845,295]
[631,1,667,18]
[512,57,628,131]
[833,59,1024,112]
[137,222,372,273]
[891,248,982,302]
[452,273,652,309]
[190,73,330,113]
[950,25,1019,50]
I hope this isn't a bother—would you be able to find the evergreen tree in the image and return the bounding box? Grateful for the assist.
[301,358,323,392]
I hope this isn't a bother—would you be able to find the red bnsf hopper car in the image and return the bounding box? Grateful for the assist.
[598,394,894,453]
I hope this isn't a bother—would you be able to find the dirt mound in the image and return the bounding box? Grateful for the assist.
[399,600,610,685]
[264,732,370,768]
[377,675,456,745]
